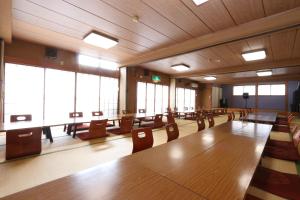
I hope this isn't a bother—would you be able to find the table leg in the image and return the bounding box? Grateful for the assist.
[72,124,77,138]
[43,127,53,143]
[66,125,72,135]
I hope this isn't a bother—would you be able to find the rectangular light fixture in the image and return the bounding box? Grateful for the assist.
[204,76,216,81]
[192,0,208,6]
[83,31,118,49]
[242,50,266,61]
[171,64,190,72]
[256,70,272,77]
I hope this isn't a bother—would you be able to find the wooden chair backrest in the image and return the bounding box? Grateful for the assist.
[10,114,32,122]
[154,114,164,127]
[207,115,215,128]
[120,116,134,133]
[167,113,175,124]
[89,120,107,136]
[69,112,83,118]
[138,109,146,113]
[197,116,205,131]
[227,113,233,122]
[166,123,179,142]
[92,111,103,116]
[232,112,235,120]
[132,127,153,153]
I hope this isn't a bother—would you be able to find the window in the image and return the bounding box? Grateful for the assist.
[176,88,196,112]
[76,73,100,117]
[78,54,118,70]
[136,82,169,113]
[4,63,44,122]
[100,77,119,116]
[146,83,155,113]
[233,85,255,96]
[258,84,285,96]
[4,63,119,122]
[44,69,75,120]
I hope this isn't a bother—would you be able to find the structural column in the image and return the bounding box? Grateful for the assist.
[119,67,127,113]
[169,78,176,110]
[0,39,5,122]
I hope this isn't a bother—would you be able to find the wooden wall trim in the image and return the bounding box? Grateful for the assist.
[121,7,300,67]
[0,0,12,43]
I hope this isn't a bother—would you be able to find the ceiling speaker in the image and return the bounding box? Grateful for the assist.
[45,47,57,59]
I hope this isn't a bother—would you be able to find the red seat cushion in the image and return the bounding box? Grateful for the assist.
[244,194,262,200]
[263,145,300,161]
[252,166,300,200]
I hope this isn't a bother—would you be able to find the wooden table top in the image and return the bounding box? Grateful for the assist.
[0,113,161,132]
[242,112,277,123]
[2,121,272,200]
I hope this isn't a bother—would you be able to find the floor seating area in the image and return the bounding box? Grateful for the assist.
[1,1,300,199]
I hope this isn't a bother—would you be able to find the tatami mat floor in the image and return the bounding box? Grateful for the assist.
[0,117,228,198]
[0,115,298,199]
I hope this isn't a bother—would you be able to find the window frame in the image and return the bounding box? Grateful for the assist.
[258,83,286,96]
[233,85,256,96]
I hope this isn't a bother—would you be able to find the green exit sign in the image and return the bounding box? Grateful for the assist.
[152,75,161,83]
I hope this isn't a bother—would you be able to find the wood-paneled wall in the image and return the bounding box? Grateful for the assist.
[4,38,119,78]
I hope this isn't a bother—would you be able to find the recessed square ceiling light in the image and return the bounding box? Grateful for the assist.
[204,76,216,81]
[171,64,190,72]
[192,0,208,6]
[256,70,272,77]
[83,31,118,49]
[242,50,266,61]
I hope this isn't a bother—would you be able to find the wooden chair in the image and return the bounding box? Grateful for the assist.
[10,114,32,122]
[140,114,164,129]
[77,120,108,140]
[227,113,233,122]
[107,116,134,135]
[139,109,154,122]
[165,123,179,142]
[251,166,300,200]
[167,113,175,124]
[232,112,236,120]
[131,127,153,153]
[6,128,42,160]
[65,112,89,133]
[92,111,114,127]
[207,115,215,128]
[122,110,128,114]
[92,111,103,116]
[196,116,205,132]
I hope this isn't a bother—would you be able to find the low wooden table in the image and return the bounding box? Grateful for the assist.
[2,121,273,200]
[242,112,277,124]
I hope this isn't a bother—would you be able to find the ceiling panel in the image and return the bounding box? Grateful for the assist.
[28,0,158,49]
[263,0,300,16]
[270,29,297,60]
[246,35,274,62]
[12,19,134,62]
[100,0,191,42]
[141,0,212,36]
[181,0,236,31]
[222,0,265,24]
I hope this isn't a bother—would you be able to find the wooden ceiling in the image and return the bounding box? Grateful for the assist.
[140,27,300,76]
[11,0,300,64]
[189,66,300,84]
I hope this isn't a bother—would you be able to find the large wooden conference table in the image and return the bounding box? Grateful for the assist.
[3,121,273,200]
[242,112,277,124]
[0,113,160,142]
